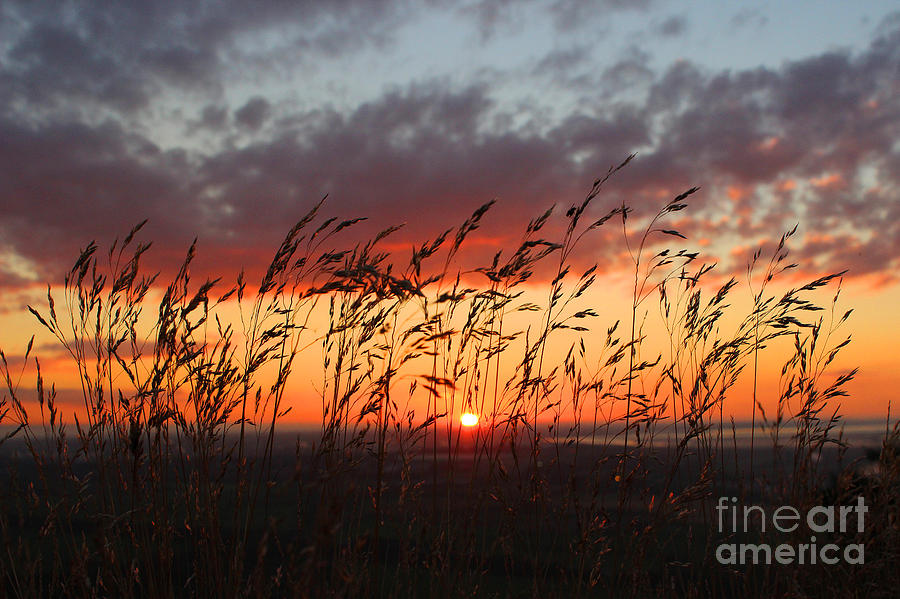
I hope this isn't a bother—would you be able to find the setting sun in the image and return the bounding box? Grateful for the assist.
[460,412,479,427]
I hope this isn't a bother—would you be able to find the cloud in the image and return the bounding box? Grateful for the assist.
[0,1,898,292]
[547,0,656,32]
[618,24,900,280]
[196,105,229,131]
[532,46,592,78]
[235,97,272,131]
[654,15,688,37]
[450,0,656,41]
[141,44,222,92]
[730,8,768,30]
[0,115,198,277]
[0,0,411,123]
[599,51,655,95]
[4,22,151,116]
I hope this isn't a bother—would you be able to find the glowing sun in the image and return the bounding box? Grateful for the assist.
[460,412,479,427]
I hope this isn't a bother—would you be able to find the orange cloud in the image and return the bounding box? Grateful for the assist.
[811,173,845,189]
[776,179,796,193]
[757,136,780,151]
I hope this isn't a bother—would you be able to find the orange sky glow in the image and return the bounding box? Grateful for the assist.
[0,2,898,432]
[1,260,894,429]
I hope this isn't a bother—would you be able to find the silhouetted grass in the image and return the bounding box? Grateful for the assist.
[1,158,896,598]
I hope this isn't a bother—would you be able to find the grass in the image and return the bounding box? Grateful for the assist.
[1,157,898,598]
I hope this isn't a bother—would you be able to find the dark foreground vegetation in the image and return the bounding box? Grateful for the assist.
[1,158,898,597]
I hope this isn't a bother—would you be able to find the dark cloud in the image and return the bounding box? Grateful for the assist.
[0,75,648,288]
[235,97,272,131]
[0,115,197,278]
[5,22,151,115]
[194,82,585,238]
[197,105,229,131]
[141,45,222,91]
[0,0,410,121]
[655,15,688,37]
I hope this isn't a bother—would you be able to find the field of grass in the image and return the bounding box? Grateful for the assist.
[1,159,898,597]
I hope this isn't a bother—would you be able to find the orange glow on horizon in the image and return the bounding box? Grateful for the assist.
[1,265,897,427]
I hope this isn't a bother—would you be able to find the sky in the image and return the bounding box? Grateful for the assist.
[1,0,898,422]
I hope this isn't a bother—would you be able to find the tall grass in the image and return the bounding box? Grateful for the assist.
[0,159,896,598]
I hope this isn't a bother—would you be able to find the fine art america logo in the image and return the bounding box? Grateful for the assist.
[715,496,867,565]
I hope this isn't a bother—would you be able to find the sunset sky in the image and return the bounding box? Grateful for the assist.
[1,1,898,422]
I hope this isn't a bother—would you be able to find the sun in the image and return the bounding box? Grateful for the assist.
[460,412,479,427]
